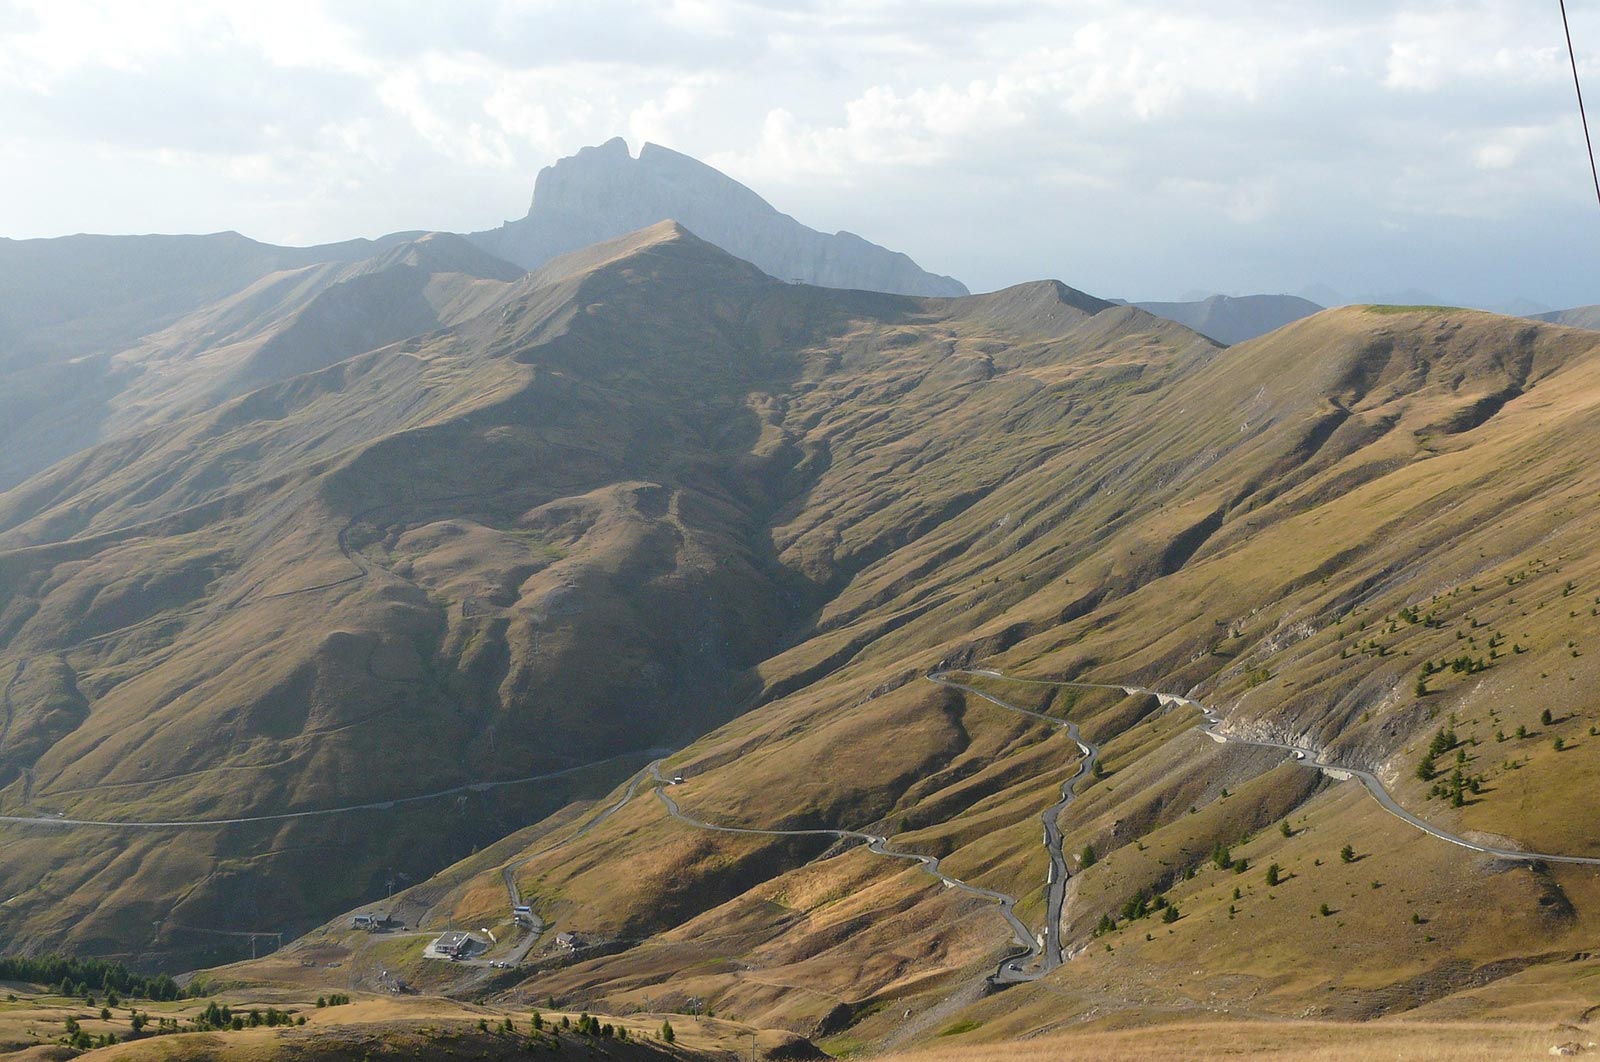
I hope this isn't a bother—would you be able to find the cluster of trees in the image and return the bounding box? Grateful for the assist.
[571,1012,629,1040]
[1093,888,1179,936]
[1210,840,1248,874]
[0,954,196,1002]
[61,1016,115,1051]
[1428,766,1481,806]
[1416,727,1488,805]
[1415,727,1460,781]
[315,993,351,1007]
[196,1002,303,1031]
[59,1002,288,1051]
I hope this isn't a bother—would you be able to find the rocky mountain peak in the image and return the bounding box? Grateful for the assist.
[472,138,968,298]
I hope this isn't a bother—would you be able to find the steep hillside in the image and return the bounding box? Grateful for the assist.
[334,306,1600,1050]
[0,222,1180,969]
[0,230,423,366]
[469,137,968,296]
[10,215,1600,1052]
[0,232,520,490]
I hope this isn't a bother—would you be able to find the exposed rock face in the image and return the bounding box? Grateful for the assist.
[469,137,968,297]
[1132,293,1323,345]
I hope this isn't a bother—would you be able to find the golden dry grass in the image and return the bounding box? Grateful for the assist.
[0,983,780,1062]
[882,1019,1590,1061]
[11,227,1600,1059]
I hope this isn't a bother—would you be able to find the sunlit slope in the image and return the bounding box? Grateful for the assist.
[385,305,1600,1041]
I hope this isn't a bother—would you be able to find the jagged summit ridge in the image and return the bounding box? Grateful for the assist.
[468,137,969,298]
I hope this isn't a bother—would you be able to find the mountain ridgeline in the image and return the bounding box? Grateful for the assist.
[5,154,1600,1053]
[1130,292,1324,344]
[467,137,968,296]
[0,220,1190,967]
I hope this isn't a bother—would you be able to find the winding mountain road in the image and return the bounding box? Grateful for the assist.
[963,669,1600,868]
[649,688,1097,987]
[925,672,1100,979]
[488,759,667,967]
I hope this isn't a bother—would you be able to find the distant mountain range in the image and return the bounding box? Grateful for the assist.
[0,231,517,490]
[1532,304,1600,330]
[0,141,972,491]
[1127,293,1324,345]
[468,137,968,297]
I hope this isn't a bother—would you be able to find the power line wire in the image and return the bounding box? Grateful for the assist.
[1561,0,1600,210]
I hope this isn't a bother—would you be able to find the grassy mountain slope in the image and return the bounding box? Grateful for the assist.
[0,223,1204,970]
[0,233,522,491]
[9,218,1600,1052]
[336,305,1600,1048]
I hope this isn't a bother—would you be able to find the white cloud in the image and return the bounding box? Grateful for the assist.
[0,0,1595,307]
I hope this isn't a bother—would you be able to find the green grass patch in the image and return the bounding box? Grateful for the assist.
[938,1019,983,1036]
[819,1033,871,1056]
[1360,304,1466,315]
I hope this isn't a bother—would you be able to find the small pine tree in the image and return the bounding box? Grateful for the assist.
[1265,863,1281,887]
[661,1019,675,1044]
[1279,820,1292,839]
[1340,844,1355,864]
[1161,904,1179,924]
[1080,843,1097,868]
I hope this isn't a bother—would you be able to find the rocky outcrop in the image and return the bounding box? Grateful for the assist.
[469,137,968,297]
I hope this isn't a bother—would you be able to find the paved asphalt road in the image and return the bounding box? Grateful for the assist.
[925,672,1101,982]
[488,759,669,968]
[1002,671,1600,868]
[9,648,1597,988]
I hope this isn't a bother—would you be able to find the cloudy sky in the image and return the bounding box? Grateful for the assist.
[1,0,1597,309]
